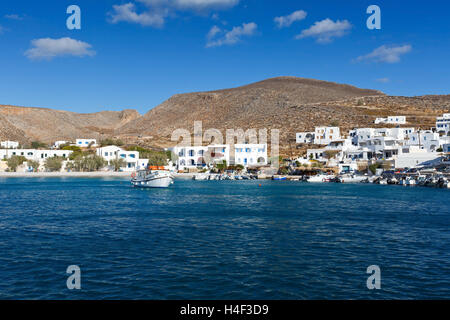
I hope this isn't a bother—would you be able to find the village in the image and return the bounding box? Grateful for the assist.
[0,113,449,187]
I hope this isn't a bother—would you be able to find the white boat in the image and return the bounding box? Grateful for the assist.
[131,169,174,188]
[307,174,335,183]
[338,174,367,183]
[405,177,416,186]
[193,173,209,181]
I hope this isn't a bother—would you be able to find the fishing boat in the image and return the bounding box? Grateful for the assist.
[337,173,367,183]
[131,166,174,188]
[307,174,335,183]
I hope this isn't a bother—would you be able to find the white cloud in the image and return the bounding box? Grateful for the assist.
[357,45,412,63]
[109,0,239,27]
[296,18,352,43]
[207,25,222,40]
[376,77,390,83]
[25,37,96,60]
[274,10,307,28]
[5,14,24,20]
[206,22,257,47]
[109,3,167,27]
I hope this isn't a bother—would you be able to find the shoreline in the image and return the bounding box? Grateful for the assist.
[0,171,133,178]
[0,171,198,179]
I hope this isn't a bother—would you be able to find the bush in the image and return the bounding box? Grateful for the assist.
[66,154,106,172]
[100,138,124,147]
[31,141,48,149]
[126,146,169,166]
[7,156,27,172]
[110,158,126,172]
[45,156,65,172]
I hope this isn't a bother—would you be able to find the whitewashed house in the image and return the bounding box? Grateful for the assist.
[0,149,73,162]
[1,141,19,149]
[170,145,230,170]
[374,116,406,125]
[436,113,450,134]
[406,130,442,152]
[295,132,315,144]
[76,138,98,148]
[314,127,340,145]
[96,145,139,171]
[234,144,267,167]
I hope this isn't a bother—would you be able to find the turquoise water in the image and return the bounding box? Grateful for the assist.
[0,178,449,299]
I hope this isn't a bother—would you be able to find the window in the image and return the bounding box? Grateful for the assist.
[129,154,135,158]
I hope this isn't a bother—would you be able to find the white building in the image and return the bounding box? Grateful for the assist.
[0,149,72,161]
[436,113,450,134]
[394,146,439,169]
[1,141,19,149]
[295,132,315,144]
[53,140,68,149]
[406,130,442,152]
[374,116,406,125]
[76,139,98,148]
[170,145,230,170]
[234,144,267,167]
[96,146,140,171]
[350,127,415,147]
[314,127,340,145]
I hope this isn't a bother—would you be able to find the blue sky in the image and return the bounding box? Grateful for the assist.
[0,0,449,114]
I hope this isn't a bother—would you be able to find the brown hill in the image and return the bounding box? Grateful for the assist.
[118,77,385,143]
[0,105,140,145]
[1,77,449,157]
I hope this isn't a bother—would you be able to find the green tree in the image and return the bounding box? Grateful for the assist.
[62,146,83,160]
[126,146,169,165]
[216,160,227,172]
[31,141,48,149]
[7,156,27,172]
[110,158,126,171]
[44,156,64,172]
[27,160,40,172]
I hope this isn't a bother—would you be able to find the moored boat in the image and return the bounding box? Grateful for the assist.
[131,167,174,188]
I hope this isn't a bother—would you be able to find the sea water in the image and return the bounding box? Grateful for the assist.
[0,178,448,299]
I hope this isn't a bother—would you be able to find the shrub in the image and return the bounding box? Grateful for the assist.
[126,146,169,165]
[110,158,126,172]
[7,156,27,172]
[100,138,124,147]
[31,141,48,149]
[44,156,65,172]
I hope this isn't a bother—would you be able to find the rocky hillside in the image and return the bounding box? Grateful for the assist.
[1,77,449,157]
[118,77,385,145]
[0,105,140,145]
